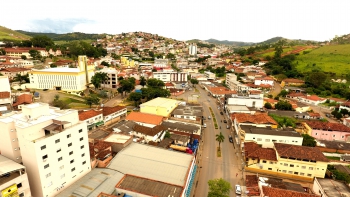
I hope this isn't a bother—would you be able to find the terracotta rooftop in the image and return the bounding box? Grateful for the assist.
[126,112,164,125]
[261,186,320,197]
[0,68,30,72]
[0,91,10,99]
[244,142,277,161]
[208,87,237,95]
[12,94,32,106]
[274,143,328,162]
[102,106,126,116]
[133,124,165,136]
[305,121,350,132]
[283,78,305,83]
[78,109,103,121]
[245,175,260,196]
[231,113,277,125]
[92,140,112,152]
[300,95,326,101]
[287,92,306,97]
[255,76,274,81]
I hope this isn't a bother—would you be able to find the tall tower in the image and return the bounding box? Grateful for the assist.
[189,44,197,56]
[78,55,89,85]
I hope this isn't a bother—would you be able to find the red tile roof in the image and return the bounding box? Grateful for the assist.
[305,121,350,132]
[126,112,164,125]
[78,109,103,121]
[244,142,277,161]
[282,78,305,83]
[208,87,237,95]
[287,92,306,97]
[133,124,165,136]
[274,143,328,162]
[231,113,277,125]
[300,95,326,102]
[0,91,10,99]
[261,186,319,197]
[12,94,32,106]
[102,106,126,116]
[245,175,260,196]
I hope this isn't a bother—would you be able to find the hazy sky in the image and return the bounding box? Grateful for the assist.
[1,0,349,42]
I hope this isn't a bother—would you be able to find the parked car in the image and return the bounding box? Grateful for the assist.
[235,184,241,195]
[229,135,233,143]
[226,125,230,129]
[220,111,224,115]
[202,123,207,128]
[223,119,227,123]
[208,116,211,120]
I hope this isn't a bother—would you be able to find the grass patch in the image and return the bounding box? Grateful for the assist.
[217,147,221,157]
[62,97,85,104]
[326,156,340,160]
[269,114,297,128]
[209,107,218,129]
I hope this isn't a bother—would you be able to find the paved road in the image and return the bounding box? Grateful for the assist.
[269,82,282,97]
[176,87,244,197]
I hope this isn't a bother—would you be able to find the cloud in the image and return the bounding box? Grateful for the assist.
[25,18,96,33]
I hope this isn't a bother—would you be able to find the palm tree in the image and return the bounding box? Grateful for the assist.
[216,132,225,151]
[13,74,24,85]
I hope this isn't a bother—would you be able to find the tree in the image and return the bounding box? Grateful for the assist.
[91,72,108,89]
[278,89,289,97]
[216,132,225,151]
[13,74,27,85]
[274,45,283,59]
[164,131,171,138]
[140,76,147,87]
[50,63,57,68]
[29,49,41,60]
[20,55,27,60]
[0,48,6,55]
[129,92,142,106]
[190,78,199,86]
[207,178,232,197]
[119,80,135,96]
[101,61,110,67]
[307,71,327,88]
[30,35,54,48]
[302,134,316,147]
[84,94,100,108]
[275,100,293,110]
[264,102,272,109]
[147,78,165,88]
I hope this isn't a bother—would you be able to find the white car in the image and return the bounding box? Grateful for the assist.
[202,123,207,128]
[235,184,241,195]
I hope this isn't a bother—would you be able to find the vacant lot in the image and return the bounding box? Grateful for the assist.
[295,44,350,76]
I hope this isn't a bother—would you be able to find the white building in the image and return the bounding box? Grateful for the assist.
[241,125,303,148]
[254,76,274,86]
[188,44,197,56]
[78,109,104,130]
[153,71,188,82]
[204,71,215,80]
[0,155,31,197]
[225,92,264,109]
[95,67,118,89]
[0,76,12,105]
[0,103,91,197]
[28,56,94,92]
[226,73,237,90]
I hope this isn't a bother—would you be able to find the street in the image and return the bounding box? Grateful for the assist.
[174,87,244,197]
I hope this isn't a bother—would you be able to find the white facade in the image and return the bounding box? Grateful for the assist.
[0,76,12,105]
[96,67,118,89]
[188,44,197,55]
[244,131,303,148]
[204,71,215,79]
[103,108,127,124]
[153,71,188,82]
[0,103,91,197]
[254,77,274,86]
[0,155,32,197]
[226,73,237,90]
[226,94,263,108]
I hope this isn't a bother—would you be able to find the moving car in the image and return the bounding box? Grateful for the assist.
[235,184,241,195]
[208,116,211,120]
[202,123,207,128]
[229,135,233,143]
[220,111,224,115]
[223,119,227,123]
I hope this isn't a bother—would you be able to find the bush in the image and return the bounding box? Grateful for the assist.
[264,102,272,109]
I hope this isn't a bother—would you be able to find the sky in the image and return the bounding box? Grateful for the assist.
[1,0,350,42]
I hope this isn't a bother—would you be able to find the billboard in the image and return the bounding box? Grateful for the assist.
[1,184,19,197]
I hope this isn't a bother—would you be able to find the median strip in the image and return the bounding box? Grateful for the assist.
[209,107,218,129]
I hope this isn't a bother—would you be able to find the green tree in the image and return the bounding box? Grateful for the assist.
[13,74,27,85]
[275,100,293,110]
[208,178,232,197]
[190,78,199,86]
[128,92,142,106]
[164,131,171,138]
[21,55,27,60]
[140,76,147,87]
[307,71,327,88]
[30,35,54,48]
[216,132,225,151]
[274,45,283,59]
[264,102,272,109]
[101,61,110,67]
[29,49,41,59]
[50,63,57,68]
[91,72,109,89]
[0,48,6,55]
[278,89,289,97]
[301,134,316,147]
[84,94,100,108]
[147,78,165,88]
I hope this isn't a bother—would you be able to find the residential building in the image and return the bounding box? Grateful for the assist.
[281,78,305,87]
[299,95,327,105]
[0,102,91,197]
[254,76,274,86]
[171,105,203,121]
[95,67,118,89]
[340,101,350,112]
[78,109,104,130]
[162,120,202,140]
[303,121,350,142]
[102,106,127,125]
[0,76,11,105]
[225,73,237,90]
[154,59,169,65]
[225,92,263,109]
[140,97,179,117]
[0,68,30,80]
[0,155,31,197]
[241,125,302,148]
[107,143,196,197]
[4,47,61,59]
[261,186,319,197]
[153,71,188,82]
[103,133,133,153]
[207,87,237,98]
[188,44,197,55]
[28,55,94,92]
[126,112,164,127]
[89,141,113,168]
[12,93,33,110]
[313,178,350,197]
[244,142,329,181]
[131,124,166,143]
[204,71,215,79]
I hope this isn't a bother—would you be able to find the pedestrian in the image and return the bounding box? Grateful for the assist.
[236,173,238,177]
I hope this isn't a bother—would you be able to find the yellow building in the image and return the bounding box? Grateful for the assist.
[140,97,179,117]
[121,56,135,67]
[28,56,94,92]
[244,142,328,182]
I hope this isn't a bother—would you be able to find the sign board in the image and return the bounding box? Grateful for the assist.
[1,184,19,197]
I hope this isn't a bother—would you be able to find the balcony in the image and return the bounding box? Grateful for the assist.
[0,169,24,185]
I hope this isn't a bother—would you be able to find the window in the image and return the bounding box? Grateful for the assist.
[307,174,312,177]
[59,165,64,170]
[57,148,61,153]
[70,159,74,164]
[17,183,22,188]
[269,161,273,164]
[301,166,306,169]
[47,181,52,187]
[19,193,24,197]
[79,129,82,133]
[294,172,298,175]
[44,164,49,169]
[290,164,294,167]
[257,138,262,141]
[315,133,318,136]
[82,153,85,157]
[265,139,270,142]
[68,143,72,147]
[268,168,272,170]
[55,139,60,143]
[300,172,305,176]
[69,151,73,155]
[42,155,48,160]
[309,167,313,170]
[284,163,288,166]
[67,134,71,138]
[61,174,65,179]
[46,173,51,178]
[282,170,287,173]
[71,167,75,172]
[333,135,336,137]
[41,145,46,150]
[82,161,86,165]
[342,136,345,138]
[80,145,84,149]
[58,157,62,161]
[80,137,83,141]
[288,171,293,174]
[262,160,267,163]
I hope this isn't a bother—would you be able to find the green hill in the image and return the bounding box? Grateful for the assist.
[0,26,31,41]
[295,44,350,76]
[17,30,106,41]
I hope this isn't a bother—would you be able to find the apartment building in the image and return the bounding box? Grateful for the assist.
[95,67,118,89]
[0,76,12,105]
[188,44,197,55]
[225,92,263,109]
[152,71,188,82]
[0,155,31,197]
[204,71,215,80]
[225,73,237,90]
[254,76,274,86]
[28,56,94,92]
[0,103,91,197]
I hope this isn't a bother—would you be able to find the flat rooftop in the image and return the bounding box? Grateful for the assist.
[0,155,25,175]
[116,174,183,197]
[104,133,132,143]
[241,125,300,137]
[140,97,179,108]
[161,120,201,134]
[316,178,350,196]
[107,143,194,186]
[31,67,82,73]
[226,105,250,111]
